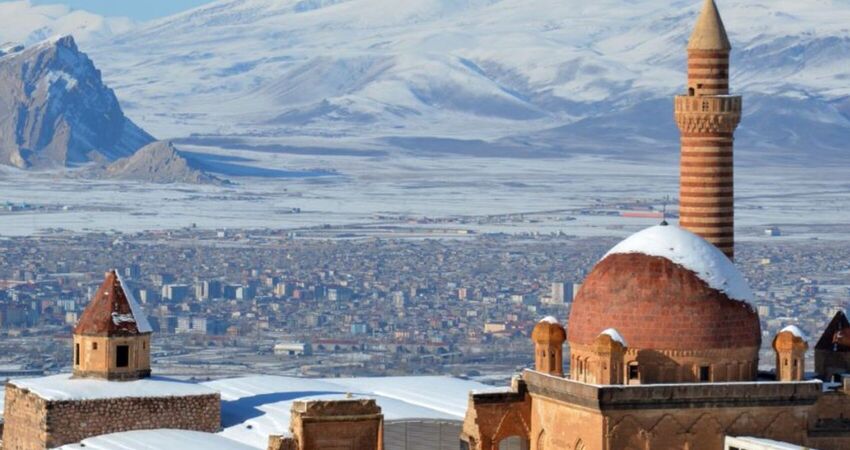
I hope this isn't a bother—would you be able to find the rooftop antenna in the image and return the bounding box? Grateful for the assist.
[660,196,670,226]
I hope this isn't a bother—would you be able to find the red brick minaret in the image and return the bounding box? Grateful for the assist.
[675,0,741,259]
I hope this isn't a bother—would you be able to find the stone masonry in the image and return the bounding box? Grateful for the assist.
[1,384,220,450]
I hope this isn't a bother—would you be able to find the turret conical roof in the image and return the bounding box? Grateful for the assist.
[688,0,732,51]
[75,270,153,336]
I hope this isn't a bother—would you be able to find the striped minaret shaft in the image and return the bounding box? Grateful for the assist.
[675,0,741,259]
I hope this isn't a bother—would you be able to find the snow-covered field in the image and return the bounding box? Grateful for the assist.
[0,0,847,240]
[0,149,847,242]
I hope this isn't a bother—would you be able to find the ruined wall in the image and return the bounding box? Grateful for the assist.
[2,384,220,450]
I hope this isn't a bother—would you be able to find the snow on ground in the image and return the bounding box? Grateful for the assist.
[203,375,490,449]
[0,151,848,244]
[605,225,755,302]
[57,429,255,450]
[9,374,216,401]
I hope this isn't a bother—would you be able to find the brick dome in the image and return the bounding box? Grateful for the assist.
[568,227,761,351]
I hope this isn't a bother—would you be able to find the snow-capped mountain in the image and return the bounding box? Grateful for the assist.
[11,0,850,164]
[0,36,153,168]
[0,1,132,45]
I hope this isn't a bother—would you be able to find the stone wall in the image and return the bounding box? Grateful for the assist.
[519,369,850,450]
[2,384,220,450]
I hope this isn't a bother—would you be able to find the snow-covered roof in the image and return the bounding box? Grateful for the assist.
[9,374,216,401]
[539,316,559,325]
[779,325,808,341]
[115,271,153,333]
[725,436,812,450]
[203,375,490,449]
[58,429,254,450]
[600,328,627,346]
[604,225,754,302]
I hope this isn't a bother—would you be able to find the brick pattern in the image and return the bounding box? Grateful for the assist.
[2,385,220,450]
[567,253,761,351]
[675,45,742,259]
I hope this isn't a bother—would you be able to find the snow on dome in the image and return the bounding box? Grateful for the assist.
[780,325,808,341]
[600,328,627,346]
[116,270,153,333]
[540,316,559,325]
[604,225,754,302]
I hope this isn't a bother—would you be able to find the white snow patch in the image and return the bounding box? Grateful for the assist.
[600,328,627,346]
[10,373,215,401]
[780,325,808,341]
[604,225,754,303]
[57,429,255,450]
[115,270,153,333]
[111,312,136,326]
[203,375,491,449]
[539,316,559,325]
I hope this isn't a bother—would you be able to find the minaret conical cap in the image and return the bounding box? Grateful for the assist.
[688,0,731,51]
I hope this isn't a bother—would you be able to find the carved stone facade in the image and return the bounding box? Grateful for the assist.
[1,384,220,450]
[462,369,850,450]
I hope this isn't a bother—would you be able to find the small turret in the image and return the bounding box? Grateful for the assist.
[532,317,566,377]
[73,270,153,381]
[773,326,808,382]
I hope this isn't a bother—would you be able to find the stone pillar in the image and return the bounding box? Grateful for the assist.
[773,326,808,382]
[531,317,566,377]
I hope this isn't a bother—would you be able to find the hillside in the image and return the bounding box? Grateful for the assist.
[82,0,850,163]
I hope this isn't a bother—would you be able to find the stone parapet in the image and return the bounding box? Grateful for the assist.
[523,369,822,411]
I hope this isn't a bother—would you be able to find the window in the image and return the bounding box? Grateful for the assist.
[688,87,695,96]
[92,342,98,350]
[702,101,710,112]
[75,343,80,366]
[628,363,639,380]
[116,345,130,368]
[699,366,711,382]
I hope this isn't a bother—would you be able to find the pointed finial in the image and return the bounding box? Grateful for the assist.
[688,0,732,51]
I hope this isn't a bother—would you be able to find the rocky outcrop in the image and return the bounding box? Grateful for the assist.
[95,140,227,185]
[0,35,153,169]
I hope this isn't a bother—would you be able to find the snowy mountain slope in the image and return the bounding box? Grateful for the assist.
[0,1,132,46]
[0,36,153,168]
[48,0,850,162]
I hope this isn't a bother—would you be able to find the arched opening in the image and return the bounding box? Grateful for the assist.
[688,87,695,96]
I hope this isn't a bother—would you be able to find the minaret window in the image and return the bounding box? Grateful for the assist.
[75,344,80,366]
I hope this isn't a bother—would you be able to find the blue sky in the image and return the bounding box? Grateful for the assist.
[28,0,216,21]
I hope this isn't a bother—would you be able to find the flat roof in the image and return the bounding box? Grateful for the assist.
[9,374,217,401]
[204,375,488,448]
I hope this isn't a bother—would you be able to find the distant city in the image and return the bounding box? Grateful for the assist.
[1,222,846,384]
